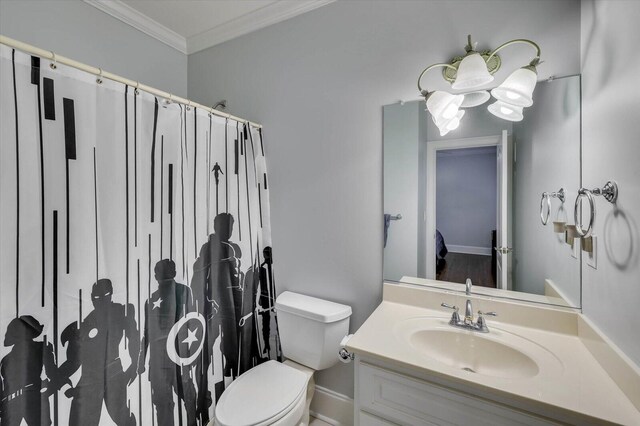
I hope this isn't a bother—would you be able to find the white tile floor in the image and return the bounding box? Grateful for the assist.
[309,417,332,426]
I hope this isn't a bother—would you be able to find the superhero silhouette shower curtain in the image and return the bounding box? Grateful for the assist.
[0,46,281,426]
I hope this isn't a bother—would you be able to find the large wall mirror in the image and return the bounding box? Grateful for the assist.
[383,75,582,308]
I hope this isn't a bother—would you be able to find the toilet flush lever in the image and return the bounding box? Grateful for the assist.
[338,348,354,363]
[338,334,354,363]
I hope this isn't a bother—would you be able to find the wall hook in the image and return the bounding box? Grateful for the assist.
[49,51,57,69]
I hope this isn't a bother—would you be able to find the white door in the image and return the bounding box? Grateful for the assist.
[496,130,513,290]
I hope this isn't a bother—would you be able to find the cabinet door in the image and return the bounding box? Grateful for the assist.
[358,362,557,426]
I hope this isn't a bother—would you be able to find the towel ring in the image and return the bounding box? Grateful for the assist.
[540,188,565,225]
[540,192,551,225]
[574,181,618,238]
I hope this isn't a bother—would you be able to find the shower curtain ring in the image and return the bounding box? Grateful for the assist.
[50,52,57,69]
[96,68,103,84]
[165,94,172,105]
[187,100,192,111]
[135,81,140,95]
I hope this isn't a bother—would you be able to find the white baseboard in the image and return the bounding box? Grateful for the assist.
[310,385,354,425]
[447,244,492,256]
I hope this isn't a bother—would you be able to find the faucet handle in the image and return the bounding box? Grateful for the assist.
[476,311,497,333]
[441,303,461,325]
[441,303,459,312]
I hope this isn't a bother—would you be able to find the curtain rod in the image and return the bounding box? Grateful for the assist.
[0,34,262,129]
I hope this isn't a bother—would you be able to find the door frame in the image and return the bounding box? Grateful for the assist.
[425,135,502,280]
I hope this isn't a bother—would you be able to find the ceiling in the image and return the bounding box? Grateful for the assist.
[84,0,335,54]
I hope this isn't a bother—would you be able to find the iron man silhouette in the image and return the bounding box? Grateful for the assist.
[60,279,139,426]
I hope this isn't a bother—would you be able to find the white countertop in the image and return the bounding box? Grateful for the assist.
[347,286,640,425]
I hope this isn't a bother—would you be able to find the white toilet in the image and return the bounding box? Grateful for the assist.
[214,291,352,426]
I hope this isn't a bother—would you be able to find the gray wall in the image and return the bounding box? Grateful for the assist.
[436,148,497,252]
[383,102,420,280]
[512,77,581,303]
[581,0,640,365]
[0,0,187,96]
[188,0,581,397]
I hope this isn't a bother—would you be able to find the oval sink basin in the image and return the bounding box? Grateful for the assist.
[410,329,539,379]
[395,317,564,380]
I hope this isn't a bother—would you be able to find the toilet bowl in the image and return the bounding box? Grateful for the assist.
[214,292,351,426]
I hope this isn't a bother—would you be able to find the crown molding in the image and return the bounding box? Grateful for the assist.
[83,0,187,54]
[186,0,337,54]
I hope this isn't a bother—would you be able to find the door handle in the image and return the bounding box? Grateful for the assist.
[494,246,513,254]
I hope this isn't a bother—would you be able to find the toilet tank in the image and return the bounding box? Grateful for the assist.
[275,291,351,370]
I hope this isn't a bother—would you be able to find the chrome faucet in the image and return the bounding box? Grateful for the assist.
[441,278,498,333]
[464,278,473,323]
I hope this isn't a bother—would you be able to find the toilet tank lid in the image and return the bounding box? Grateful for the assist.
[276,291,352,323]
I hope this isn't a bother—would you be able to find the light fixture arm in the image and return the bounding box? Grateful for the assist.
[417,62,458,96]
[486,38,541,67]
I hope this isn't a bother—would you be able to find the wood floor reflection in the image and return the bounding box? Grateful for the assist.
[436,252,495,288]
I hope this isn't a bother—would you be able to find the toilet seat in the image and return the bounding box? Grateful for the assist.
[215,360,307,426]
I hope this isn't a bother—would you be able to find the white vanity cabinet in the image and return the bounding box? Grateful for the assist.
[354,358,560,426]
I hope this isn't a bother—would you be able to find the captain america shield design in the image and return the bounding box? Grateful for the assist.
[166,312,206,366]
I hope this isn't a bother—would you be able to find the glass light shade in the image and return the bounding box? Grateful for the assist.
[491,67,537,107]
[451,53,494,90]
[460,90,490,108]
[426,91,464,122]
[487,100,524,122]
[433,110,465,136]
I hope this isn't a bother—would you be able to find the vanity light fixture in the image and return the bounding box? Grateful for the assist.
[433,110,465,136]
[417,35,542,131]
[487,100,524,122]
[460,90,490,108]
[425,90,465,136]
[451,51,494,90]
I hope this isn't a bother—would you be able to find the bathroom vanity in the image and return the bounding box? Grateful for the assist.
[347,283,640,425]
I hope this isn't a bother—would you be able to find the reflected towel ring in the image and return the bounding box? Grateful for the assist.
[540,188,565,225]
[574,181,618,238]
[540,192,551,225]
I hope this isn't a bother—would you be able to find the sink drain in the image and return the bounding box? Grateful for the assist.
[462,367,476,373]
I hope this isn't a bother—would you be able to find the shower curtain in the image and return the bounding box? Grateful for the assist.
[0,45,281,426]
